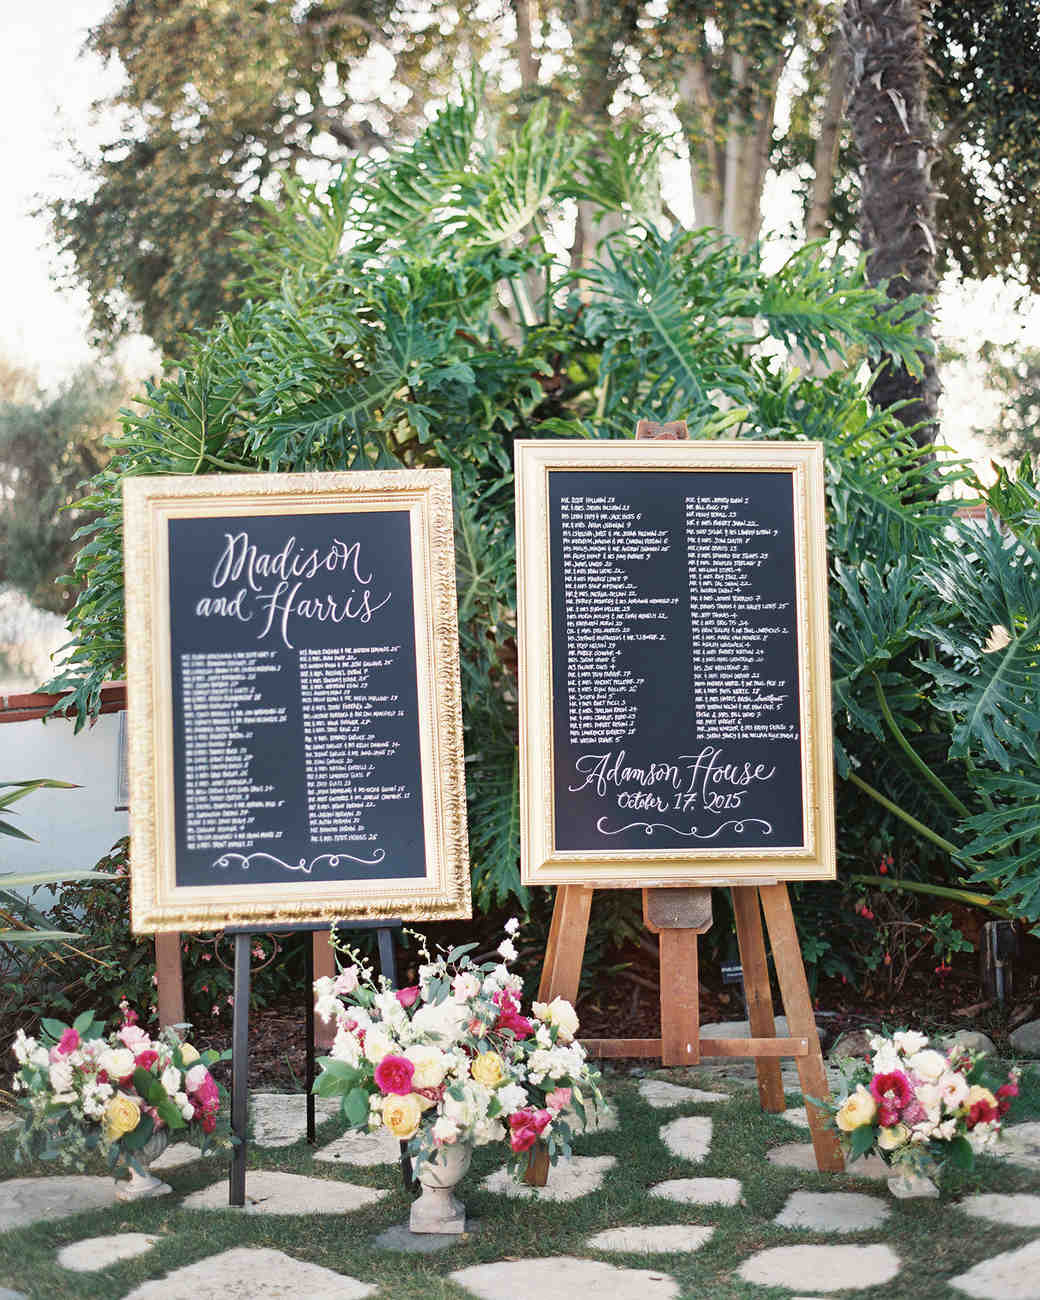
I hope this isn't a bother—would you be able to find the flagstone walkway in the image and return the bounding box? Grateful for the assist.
[1,1063,1039,1299]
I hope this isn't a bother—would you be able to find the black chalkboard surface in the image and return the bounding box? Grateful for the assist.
[547,468,804,855]
[167,509,425,888]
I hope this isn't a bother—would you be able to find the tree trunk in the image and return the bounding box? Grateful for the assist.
[807,26,850,243]
[842,0,940,445]
[513,0,540,87]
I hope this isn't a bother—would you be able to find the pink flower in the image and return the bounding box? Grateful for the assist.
[118,1024,149,1050]
[374,1054,416,1096]
[57,1027,80,1055]
[545,1087,572,1114]
[492,992,532,1039]
[395,985,421,1009]
[212,1004,220,1016]
[252,946,264,959]
[334,967,359,996]
[996,1082,1019,1118]
[134,1050,159,1072]
[508,1107,552,1153]
[869,1070,913,1116]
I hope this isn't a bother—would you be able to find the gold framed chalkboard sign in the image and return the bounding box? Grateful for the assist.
[515,439,835,887]
[124,469,470,932]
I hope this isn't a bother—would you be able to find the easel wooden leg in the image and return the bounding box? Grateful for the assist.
[154,932,185,1028]
[759,883,844,1172]
[731,886,784,1112]
[537,885,594,1004]
[312,932,336,1050]
[659,929,700,1065]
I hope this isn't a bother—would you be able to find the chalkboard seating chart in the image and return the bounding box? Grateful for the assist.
[517,440,834,887]
[124,470,470,933]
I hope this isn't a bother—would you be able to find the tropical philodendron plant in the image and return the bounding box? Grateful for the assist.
[41,83,1040,946]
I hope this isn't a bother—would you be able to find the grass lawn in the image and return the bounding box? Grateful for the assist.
[1,1066,1038,1299]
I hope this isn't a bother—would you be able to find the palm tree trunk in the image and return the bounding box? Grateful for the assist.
[842,0,940,446]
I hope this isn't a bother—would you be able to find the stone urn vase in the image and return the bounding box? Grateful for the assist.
[886,1169,939,1200]
[409,1142,473,1234]
[115,1129,174,1202]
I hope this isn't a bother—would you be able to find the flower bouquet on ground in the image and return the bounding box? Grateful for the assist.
[10,1001,232,1185]
[312,920,603,1189]
[827,1029,1019,1187]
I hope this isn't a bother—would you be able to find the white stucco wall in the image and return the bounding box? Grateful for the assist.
[1,712,129,879]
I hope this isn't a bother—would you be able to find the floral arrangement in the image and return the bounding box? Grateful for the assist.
[10,1001,232,1172]
[313,920,602,1179]
[829,1029,1019,1177]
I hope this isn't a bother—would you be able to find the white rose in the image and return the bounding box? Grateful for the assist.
[161,1066,182,1096]
[185,1064,209,1091]
[98,1047,136,1080]
[410,1000,467,1043]
[405,1045,448,1088]
[908,1049,948,1083]
[533,997,580,1044]
[892,1030,929,1056]
[431,1115,459,1145]
[870,1042,902,1074]
[49,1060,75,1095]
[331,1027,363,1068]
[363,1027,396,1064]
[452,972,480,1002]
[497,1083,528,1113]
[938,1071,969,1110]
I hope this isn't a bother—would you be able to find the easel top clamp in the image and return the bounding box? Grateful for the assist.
[529,418,843,1173]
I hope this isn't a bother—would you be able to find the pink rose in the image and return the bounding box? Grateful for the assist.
[546,1087,572,1114]
[508,1107,551,1153]
[119,1024,149,1050]
[395,986,421,1009]
[57,1027,80,1055]
[134,1050,159,1072]
[374,1054,416,1096]
[334,967,359,996]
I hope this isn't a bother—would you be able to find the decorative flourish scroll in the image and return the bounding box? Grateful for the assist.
[596,818,773,839]
[213,849,387,874]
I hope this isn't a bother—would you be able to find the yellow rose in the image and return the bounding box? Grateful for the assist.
[835,1085,877,1133]
[382,1093,423,1139]
[470,1051,506,1089]
[103,1093,142,1141]
[964,1085,998,1110]
[877,1123,910,1151]
[179,1043,200,1066]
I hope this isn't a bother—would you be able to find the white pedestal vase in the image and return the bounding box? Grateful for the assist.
[115,1130,174,1202]
[887,1170,939,1199]
[409,1142,473,1234]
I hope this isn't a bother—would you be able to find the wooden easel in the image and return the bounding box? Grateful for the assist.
[537,418,843,1173]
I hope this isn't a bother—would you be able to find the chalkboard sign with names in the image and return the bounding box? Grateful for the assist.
[515,440,835,887]
[124,470,470,932]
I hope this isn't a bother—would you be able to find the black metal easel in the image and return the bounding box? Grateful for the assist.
[225,918,402,1207]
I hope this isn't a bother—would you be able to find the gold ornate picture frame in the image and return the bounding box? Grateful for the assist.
[124,469,470,932]
[515,439,835,887]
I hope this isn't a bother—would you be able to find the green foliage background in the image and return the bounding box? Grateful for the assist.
[45,95,1040,965]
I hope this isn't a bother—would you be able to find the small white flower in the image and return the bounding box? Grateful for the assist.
[12,1030,35,1065]
[497,1083,528,1113]
[160,1066,182,1096]
[452,972,480,1002]
[497,938,518,962]
[504,917,520,936]
[48,1061,74,1096]
[892,1030,929,1057]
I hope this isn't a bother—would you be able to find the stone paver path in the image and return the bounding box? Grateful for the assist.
[994,1122,1040,1171]
[450,1256,679,1300]
[120,1246,377,1299]
[481,1155,616,1202]
[766,1141,889,1179]
[650,1177,742,1206]
[658,1115,712,1161]
[57,1232,159,1272]
[314,1128,401,1166]
[0,1175,116,1232]
[738,1243,902,1292]
[249,1093,339,1147]
[586,1225,714,1254]
[956,1194,1040,1228]
[949,1238,1040,1299]
[151,1142,203,1171]
[774,1191,890,1233]
[180,1170,386,1215]
[638,1079,728,1107]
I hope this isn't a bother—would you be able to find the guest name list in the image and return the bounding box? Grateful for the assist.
[168,509,425,888]
[549,469,804,853]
